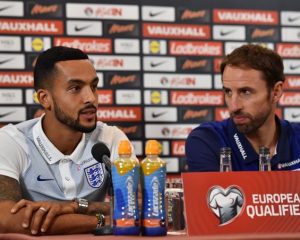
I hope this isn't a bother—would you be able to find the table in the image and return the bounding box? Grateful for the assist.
[1,233,300,240]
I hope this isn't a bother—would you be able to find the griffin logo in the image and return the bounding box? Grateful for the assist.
[208,185,244,225]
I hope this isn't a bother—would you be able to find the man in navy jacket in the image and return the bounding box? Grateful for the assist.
[186,44,300,172]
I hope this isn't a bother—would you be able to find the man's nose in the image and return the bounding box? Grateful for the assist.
[83,87,96,104]
[228,94,242,112]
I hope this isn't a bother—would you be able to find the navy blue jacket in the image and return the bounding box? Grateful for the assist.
[186,117,300,171]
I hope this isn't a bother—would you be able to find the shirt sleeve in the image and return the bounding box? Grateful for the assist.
[185,126,221,172]
[0,130,26,181]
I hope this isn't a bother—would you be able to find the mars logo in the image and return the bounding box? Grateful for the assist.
[208,185,244,226]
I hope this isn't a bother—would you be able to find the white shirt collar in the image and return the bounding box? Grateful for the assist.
[32,116,86,164]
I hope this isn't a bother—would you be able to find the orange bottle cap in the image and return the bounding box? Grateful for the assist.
[145,140,161,155]
[118,140,132,155]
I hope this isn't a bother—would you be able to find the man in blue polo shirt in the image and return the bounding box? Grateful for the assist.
[186,44,300,172]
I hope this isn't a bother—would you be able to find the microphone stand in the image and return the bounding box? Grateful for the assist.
[93,166,114,235]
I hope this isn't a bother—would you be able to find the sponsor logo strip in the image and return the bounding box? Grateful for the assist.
[54,37,111,53]
[169,41,222,56]
[145,124,198,139]
[66,3,139,20]
[0,19,63,35]
[279,92,300,106]
[144,73,212,89]
[213,9,278,25]
[143,23,210,39]
[277,43,300,58]
[0,71,33,87]
[90,55,140,71]
[97,107,141,121]
[171,140,186,156]
[170,90,224,105]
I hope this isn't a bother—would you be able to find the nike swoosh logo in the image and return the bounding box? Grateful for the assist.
[290,64,300,70]
[0,110,15,118]
[292,113,300,118]
[288,16,300,22]
[74,25,92,32]
[0,58,13,65]
[0,5,12,12]
[150,61,166,68]
[37,175,54,181]
[152,111,168,118]
[149,10,165,17]
[220,30,236,36]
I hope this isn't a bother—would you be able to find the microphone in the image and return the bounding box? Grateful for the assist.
[91,142,113,235]
[91,142,111,172]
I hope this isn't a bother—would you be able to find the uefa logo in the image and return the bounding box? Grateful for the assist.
[207,185,245,226]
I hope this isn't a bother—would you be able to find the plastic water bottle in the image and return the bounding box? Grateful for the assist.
[112,140,140,235]
[259,146,271,171]
[141,140,167,236]
[220,147,232,172]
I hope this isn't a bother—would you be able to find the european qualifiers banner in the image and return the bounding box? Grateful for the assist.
[0,0,300,173]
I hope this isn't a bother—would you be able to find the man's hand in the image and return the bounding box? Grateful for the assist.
[10,199,77,235]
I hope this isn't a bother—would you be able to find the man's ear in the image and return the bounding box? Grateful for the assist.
[36,89,52,110]
[272,81,283,103]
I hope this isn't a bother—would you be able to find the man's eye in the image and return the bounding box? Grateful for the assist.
[70,86,80,92]
[242,90,251,95]
[224,89,232,96]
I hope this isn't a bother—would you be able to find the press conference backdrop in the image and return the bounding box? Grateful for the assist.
[0,0,300,174]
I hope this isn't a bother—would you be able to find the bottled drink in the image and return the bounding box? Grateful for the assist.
[220,147,232,172]
[259,146,271,171]
[141,140,167,236]
[112,140,140,235]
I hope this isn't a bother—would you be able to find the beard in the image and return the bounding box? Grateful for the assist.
[53,99,97,133]
[230,107,272,134]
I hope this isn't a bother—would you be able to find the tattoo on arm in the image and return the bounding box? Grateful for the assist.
[0,175,22,201]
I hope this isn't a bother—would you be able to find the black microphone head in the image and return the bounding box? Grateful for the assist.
[91,142,111,163]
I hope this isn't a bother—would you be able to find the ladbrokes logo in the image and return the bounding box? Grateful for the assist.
[0,72,33,87]
[97,107,141,122]
[213,9,278,25]
[279,92,300,106]
[0,19,63,35]
[277,43,300,58]
[54,37,111,53]
[208,185,244,225]
[170,41,222,56]
[172,140,185,156]
[143,23,210,39]
[171,91,223,105]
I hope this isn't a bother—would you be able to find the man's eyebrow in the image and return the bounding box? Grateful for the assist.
[67,77,99,85]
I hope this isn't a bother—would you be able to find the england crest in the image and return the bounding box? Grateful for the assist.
[84,163,104,188]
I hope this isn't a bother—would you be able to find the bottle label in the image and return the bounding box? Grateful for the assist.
[143,167,166,227]
[112,165,139,226]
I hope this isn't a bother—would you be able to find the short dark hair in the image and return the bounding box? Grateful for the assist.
[220,44,285,89]
[34,46,89,91]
